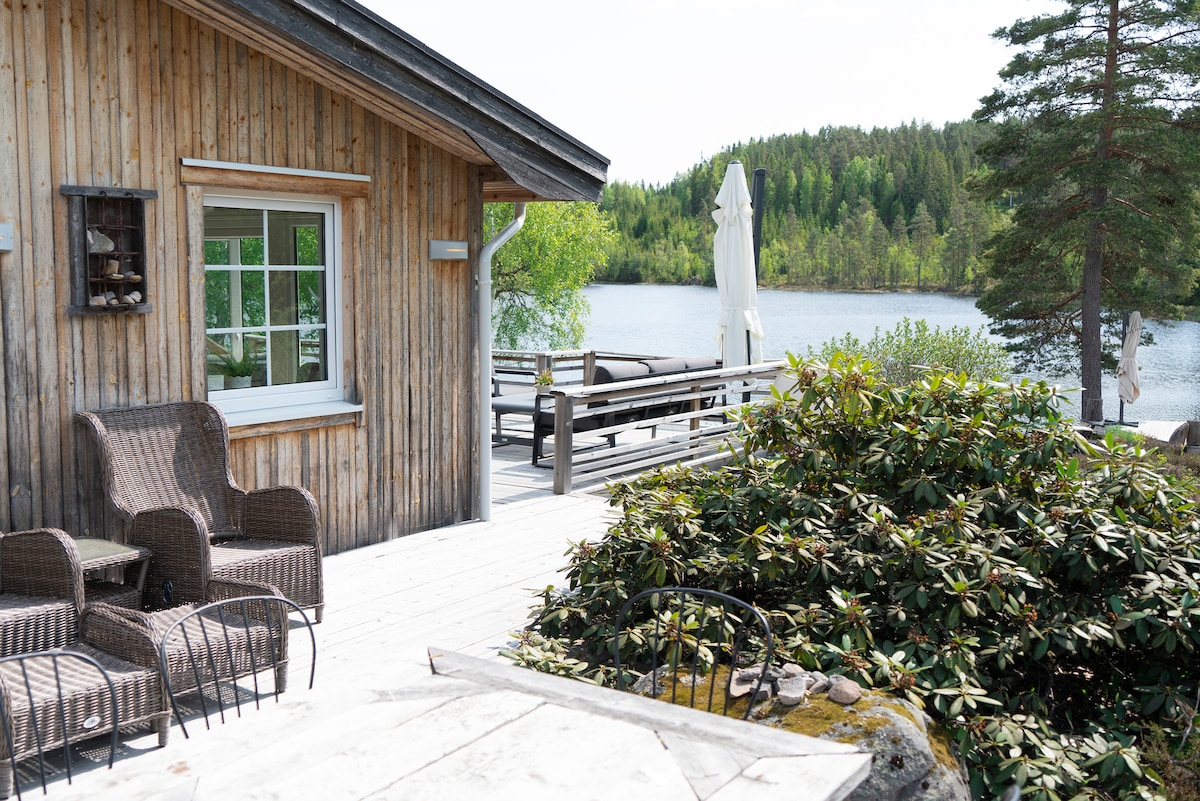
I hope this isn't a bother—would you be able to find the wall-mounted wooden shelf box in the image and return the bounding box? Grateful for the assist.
[61,185,157,315]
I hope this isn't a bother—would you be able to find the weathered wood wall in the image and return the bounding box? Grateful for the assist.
[0,0,481,553]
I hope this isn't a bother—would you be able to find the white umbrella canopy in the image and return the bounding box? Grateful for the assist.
[713,161,764,368]
[1117,311,1142,405]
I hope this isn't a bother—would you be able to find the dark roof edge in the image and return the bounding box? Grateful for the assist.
[234,0,609,201]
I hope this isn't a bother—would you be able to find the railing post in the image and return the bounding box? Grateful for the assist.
[553,392,574,494]
[583,350,596,386]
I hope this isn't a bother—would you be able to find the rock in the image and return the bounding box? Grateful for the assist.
[828,678,864,704]
[727,676,754,698]
[782,663,804,677]
[730,664,783,701]
[87,228,114,253]
[773,690,970,801]
[776,676,809,706]
[631,666,669,697]
[804,670,831,694]
[729,669,772,701]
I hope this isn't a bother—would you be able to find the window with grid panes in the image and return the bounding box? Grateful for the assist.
[202,194,343,412]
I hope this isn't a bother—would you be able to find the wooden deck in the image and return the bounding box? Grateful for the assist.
[30,443,868,800]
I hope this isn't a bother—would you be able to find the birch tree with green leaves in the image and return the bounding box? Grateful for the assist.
[487,202,616,351]
[972,0,1200,421]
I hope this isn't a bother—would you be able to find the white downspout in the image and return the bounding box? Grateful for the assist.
[478,202,526,522]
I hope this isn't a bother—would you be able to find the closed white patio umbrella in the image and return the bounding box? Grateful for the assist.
[1116,311,1142,407]
[713,161,764,368]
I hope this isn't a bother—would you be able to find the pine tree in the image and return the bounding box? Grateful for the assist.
[972,0,1200,420]
[910,201,938,289]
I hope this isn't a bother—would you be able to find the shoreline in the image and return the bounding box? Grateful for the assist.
[587,282,1199,317]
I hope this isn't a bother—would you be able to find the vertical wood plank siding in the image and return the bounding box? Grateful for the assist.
[1,0,481,552]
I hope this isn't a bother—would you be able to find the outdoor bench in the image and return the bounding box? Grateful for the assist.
[492,356,720,465]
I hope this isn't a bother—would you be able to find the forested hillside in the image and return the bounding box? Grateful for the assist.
[598,121,1005,291]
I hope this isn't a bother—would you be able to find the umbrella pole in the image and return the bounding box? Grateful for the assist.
[1118,312,1127,425]
[751,168,766,271]
[742,330,752,403]
[747,168,766,404]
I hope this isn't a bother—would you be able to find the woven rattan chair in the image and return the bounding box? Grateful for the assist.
[614,587,774,720]
[82,581,292,697]
[0,529,169,798]
[75,401,324,622]
[81,586,307,742]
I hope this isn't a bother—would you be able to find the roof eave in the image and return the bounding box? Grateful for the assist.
[166,0,608,201]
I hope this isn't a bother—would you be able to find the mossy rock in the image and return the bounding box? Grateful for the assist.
[768,689,969,801]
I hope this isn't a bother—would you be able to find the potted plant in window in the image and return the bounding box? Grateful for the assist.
[218,350,258,389]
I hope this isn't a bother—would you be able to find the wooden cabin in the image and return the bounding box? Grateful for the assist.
[0,0,608,554]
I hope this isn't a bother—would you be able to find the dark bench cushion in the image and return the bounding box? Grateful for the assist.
[638,357,690,374]
[594,362,651,384]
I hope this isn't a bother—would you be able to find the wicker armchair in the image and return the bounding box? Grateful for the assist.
[0,529,169,798]
[75,401,324,622]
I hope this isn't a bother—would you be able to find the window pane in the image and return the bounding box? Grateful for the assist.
[270,328,326,385]
[239,237,265,266]
[239,270,266,327]
[208,332,266,388]
[205,271,231,328]
[206,334,233,381]
[296,270,325,325]
[204,206,265,258]
[301,328,327,383]
[295,226,322,266]
[269,270,298,326]
[208,270,266,328]
[204,240,230,265]
[267,210,324,266]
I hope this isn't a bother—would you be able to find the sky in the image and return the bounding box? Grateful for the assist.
[358,0,1062,186]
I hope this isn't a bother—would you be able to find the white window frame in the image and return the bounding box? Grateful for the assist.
[202,190,358,424]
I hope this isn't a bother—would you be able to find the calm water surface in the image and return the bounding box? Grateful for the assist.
[582,284,1200,422]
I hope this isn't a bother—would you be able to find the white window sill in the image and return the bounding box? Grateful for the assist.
[220,400,364,430]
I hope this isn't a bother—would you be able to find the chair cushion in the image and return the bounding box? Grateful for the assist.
[147,602,286,690]
[0,645,162,761]
[209,540,322,609]
[0,595,78,657]
[491,393,539,415]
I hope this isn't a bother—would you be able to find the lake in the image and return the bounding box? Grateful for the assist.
[582,284,1200,423]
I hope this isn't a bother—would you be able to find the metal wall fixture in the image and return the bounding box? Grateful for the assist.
[429,239,469,261]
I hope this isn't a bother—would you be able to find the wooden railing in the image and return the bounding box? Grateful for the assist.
[545,362,786,494]
[492,349,596,393]
[492,349,670,394]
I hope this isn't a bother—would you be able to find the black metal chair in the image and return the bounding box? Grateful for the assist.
[614,587,773,720]
[155,596,316,739]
